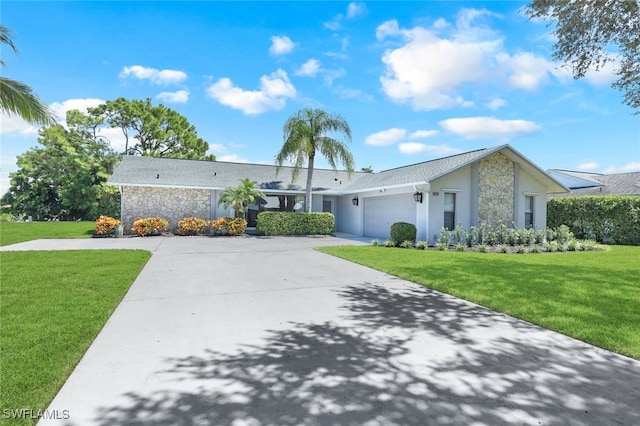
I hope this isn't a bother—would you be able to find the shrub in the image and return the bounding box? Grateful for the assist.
[416,241,427,250]
[466,226,476,247]
[478,244,488,253]
[131,217,168,236]
[499,244,509,253]
[486,231,498,246]
[223,217,247,236]
[0,213,16,222]
[390,222,416,246]
[530,245,541,254]
[209,218,226,234]
[455,243,465,252]
[439,227,451,245]
[256,212,334,236]
[177,217,208,235]
[400,240,414,249]
[436,242,447,251]
[371,238,380,247]
[95,215,121,235]
[516,245,526,254]
[452,224,465,245]
[546,241,559,252]
[582,240,597,251]
[384,239,395,247]
[555,224,574,245]
[567,239,580,251]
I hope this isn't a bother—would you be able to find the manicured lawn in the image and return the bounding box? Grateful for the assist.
[0,250,151,426]
[0,221,95,246]
[317,245,640,360]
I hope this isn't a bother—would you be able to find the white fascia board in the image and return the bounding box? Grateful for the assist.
[340,181,429,195]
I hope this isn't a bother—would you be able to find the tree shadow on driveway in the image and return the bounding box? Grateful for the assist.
[96,283,640,426]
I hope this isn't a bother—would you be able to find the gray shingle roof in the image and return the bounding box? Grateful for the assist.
[108,144,568,194]
[108,156,365,193]
[550,171,640,196]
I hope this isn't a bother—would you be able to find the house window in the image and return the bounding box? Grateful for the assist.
[444,192,456,230]
[525,195,534,228]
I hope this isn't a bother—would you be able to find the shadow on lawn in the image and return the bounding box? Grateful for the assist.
[96,283,640,426]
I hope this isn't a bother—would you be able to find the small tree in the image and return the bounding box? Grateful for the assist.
[218,178,264,219]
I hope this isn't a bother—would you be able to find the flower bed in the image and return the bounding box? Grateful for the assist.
[131,217,168,236]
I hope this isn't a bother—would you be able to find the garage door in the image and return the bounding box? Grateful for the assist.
[364,194,416,239]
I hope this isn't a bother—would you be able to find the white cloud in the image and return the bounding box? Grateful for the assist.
[603,162,640,174]
[496,52,552,90]
[0,113,39,136]
[156,90,189,104]
[347,2,367,18]
[377,13,502,110]
[206,69,296,115]
[334,86,373,102]
[409,130,439,139]
[324,2,367,30]
[365,128,407,146]
[577,162,599,171]
[439,116,540,140]
[295,59,321,77]
[486,98,507,110]
[398,143,461,156]
[584,58,618,86]
[120,65,187,85]
[269,36,295,55]
[50,98,105,121]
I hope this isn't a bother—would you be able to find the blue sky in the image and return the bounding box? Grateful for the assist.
[1,1,639,195]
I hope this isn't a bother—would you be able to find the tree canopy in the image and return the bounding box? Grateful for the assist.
[275,108,354,213]
[82,98,214,160]
[1,120,120,220]
[524,0,640,113]
[0,25,55,126]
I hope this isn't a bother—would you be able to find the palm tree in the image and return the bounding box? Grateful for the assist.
[218,178,265,219]
[275,108,354,212]
[0,25,55,126]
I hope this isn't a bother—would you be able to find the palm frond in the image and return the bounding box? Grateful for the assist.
[0,77,56,126]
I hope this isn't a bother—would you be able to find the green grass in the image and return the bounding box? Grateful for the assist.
[0,221,95,246]
[317,245,640,360]
[0,250,151,425]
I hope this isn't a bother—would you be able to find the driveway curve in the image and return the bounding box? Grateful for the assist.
[5,235,639,426]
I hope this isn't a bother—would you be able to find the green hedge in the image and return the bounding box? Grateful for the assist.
[547,196,640,245]
[256,212,335,236]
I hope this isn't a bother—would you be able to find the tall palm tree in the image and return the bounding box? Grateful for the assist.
[275,108,354,212]
[0,25,55,126]
[218,178,265,219]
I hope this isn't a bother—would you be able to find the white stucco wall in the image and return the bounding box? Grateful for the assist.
[514,166,548,229]
[428,166,473,242]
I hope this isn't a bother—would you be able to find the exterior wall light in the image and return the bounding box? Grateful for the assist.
[413,191,423,203]
[352,196,359,206]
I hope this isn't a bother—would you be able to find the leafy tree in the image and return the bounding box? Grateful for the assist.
[361,166,374,173]
[0,25,55,125]
[82,97,214,159]
[524,0,640,113]
[275,108,354,212]
[218,178,265,219]
[1,120,119,220]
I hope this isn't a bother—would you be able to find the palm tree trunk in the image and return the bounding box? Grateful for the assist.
[305,155,314,213]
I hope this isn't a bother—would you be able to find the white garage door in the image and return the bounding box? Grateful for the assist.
[364,194,416,239]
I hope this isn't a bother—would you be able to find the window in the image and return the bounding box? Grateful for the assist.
[525,196,534,228]
[444,192,456,230]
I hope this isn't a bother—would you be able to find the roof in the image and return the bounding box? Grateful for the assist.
[549,170,640,196]
[108,144,569,194]
[108,156,365,193]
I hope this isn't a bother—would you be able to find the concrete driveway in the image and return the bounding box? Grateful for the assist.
[4,235,639,425]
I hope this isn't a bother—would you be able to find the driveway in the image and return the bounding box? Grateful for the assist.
[4,235,639,425]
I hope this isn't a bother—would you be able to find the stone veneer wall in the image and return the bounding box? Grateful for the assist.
[478,152,514,229]
[121,186,210,233]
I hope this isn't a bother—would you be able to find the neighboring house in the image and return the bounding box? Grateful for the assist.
[108,144,568,243]
[547,169,640,197]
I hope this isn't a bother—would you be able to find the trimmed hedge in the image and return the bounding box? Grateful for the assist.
[390,222,417,246]
[547,196,640,245]
[256,212,335,236]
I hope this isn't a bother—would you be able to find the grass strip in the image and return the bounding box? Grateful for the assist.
[0,250,151,425]
[317,245,640,360]
[0,222,95,246]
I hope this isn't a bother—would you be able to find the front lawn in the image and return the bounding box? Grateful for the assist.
[0,221,95,246]
[317,245,640,360]
[0,250,151,426]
